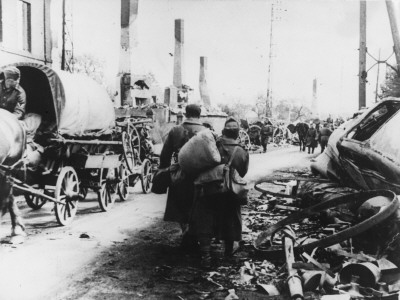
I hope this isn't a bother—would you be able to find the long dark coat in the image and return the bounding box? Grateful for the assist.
[159,119,205,224]
[306,127,318,148]
[189,136,249,242]
[319,127,332,147]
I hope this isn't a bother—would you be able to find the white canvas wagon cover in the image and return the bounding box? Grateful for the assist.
[1,62,115,137]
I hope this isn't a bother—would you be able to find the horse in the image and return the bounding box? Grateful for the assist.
[0,109,27,242]
[287,122,309,151]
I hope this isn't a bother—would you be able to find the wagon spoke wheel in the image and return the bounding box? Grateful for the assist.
[98,169,117,211]
[122,131,135,173]
[55,167,80,226]
[140,159,153,194]
[118,163,130,201]
[24,187,47,210]
[237,129,251,150]
[273,128,283,144]
[129,124,141,162]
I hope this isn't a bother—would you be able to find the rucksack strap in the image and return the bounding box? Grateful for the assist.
[226,146,239,168]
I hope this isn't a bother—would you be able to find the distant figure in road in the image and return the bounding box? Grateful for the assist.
[260,121,273,153]
[306,123,318,154]
[0,66,26,120]
[190,117,249,268]
[159,104,204,251]
[319,122,332,153]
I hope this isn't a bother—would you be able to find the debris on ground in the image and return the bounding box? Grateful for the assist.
[58,167,400,300]
[183,168,400,299]
[79,233,90,239]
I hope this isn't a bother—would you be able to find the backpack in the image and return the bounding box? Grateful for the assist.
[194,146,248,205]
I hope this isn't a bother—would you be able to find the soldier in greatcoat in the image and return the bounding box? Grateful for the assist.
[318,122,332,153]
[159,104,205,250]
[189,117,249,268]
[260,120,273,153]
[305,123,318,154]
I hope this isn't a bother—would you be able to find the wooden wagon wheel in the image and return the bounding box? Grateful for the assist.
[117,162,130,201]
[237,129,251,150]
[98,168,118,212]
[122,131,135,173]
[140,158,153,194]
[128,124,141,162]
[24,185,47,210]
[54,167,80,226]
[273,127,284,144]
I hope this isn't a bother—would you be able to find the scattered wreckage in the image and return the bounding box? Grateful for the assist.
[153,99,400,299]
[311,98,400,193]
[243,99,400,299]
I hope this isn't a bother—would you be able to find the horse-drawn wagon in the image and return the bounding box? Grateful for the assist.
[114,113,159,195]
[0,62,153,230]
[238,118,289,150]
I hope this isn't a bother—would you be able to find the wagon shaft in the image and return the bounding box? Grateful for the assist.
[13,184,66,205]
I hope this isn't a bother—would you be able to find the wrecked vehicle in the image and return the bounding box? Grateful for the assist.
[311,98,400,193]
[249,98,400,298]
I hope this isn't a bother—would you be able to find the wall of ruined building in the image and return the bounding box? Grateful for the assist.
[0,0,52,66]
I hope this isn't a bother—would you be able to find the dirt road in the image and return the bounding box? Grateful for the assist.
[0,146,317,300]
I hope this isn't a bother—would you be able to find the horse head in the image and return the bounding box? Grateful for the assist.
[0,109,26,166]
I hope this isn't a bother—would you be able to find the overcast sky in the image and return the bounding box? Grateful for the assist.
[65,0,400,116]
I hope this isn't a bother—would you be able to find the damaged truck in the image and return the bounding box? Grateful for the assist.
[311,97,400,193]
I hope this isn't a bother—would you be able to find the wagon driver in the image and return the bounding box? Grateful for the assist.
[0,66,26,120]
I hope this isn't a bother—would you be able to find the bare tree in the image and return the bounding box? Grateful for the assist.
[380,66,400,98]
[72,54,105,85]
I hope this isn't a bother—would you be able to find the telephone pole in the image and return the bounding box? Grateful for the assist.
[358,0,367,109]
[386,0,400,73]
[266,3,275,117]
[375,49,381,103]
[61,0,74,72]
[61,0,66,70]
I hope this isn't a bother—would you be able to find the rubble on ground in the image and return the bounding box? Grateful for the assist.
[172,168,400,299]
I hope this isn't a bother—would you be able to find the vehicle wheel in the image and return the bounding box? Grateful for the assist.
[273,128,283,144]
[54,167,80,226]
[140,159,153,194]
[122,131,135,173]
[128,124,141,161]
[98,169,117,211]
[237,129,251,150]
[117,163,130,201]
[25,186,47,210]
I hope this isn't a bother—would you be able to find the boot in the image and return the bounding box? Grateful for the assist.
[180,232,199,254]
[224,240,235,257]
[199,238,212,269]
[200,245,212,269]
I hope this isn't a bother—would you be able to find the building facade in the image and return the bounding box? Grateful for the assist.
[0,0,52,66]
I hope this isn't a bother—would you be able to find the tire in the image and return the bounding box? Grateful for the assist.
[140,159,153,194]
[54,167,80,226]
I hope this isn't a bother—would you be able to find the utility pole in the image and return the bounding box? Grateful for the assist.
[386,0,400,73]
[375,49,381,103]
[61,0,66,71]
[61,0,74,72]
[266,3,275,117]
[359,0,367,110]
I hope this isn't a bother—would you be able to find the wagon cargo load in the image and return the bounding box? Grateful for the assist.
[1,62,115,137]
[57,72,115,136]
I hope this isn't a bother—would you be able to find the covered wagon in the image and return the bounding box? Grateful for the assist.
[0,62,133,225]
